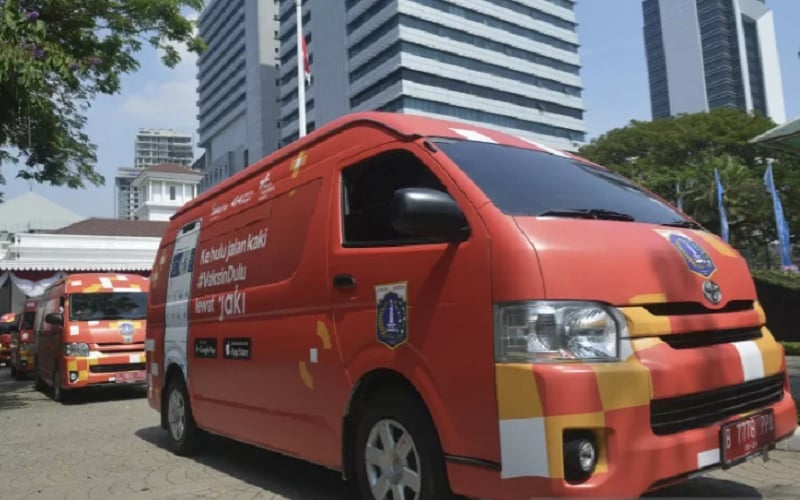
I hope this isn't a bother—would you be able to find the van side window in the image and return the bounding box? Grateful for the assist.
[341,149,448,247]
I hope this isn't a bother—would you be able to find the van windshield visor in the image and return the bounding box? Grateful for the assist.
[434,139,692,226]
[69,292,147,321]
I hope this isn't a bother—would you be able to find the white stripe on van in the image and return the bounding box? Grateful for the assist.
[517,137,570,158]
[449,128,497,143]
[732,340,765,382]
[498,417,550,478]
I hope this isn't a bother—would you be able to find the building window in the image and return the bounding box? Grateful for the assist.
[244,149,249,168]
[169,185,177,200]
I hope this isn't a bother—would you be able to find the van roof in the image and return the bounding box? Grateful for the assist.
[175,111,591,221]
[58,273,150,295]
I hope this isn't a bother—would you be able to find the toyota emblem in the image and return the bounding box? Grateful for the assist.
[703,280,722,305]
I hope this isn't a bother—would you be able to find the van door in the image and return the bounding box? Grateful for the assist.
[36,290,63,383]
[165,220,201,381]
[326,144,497,461]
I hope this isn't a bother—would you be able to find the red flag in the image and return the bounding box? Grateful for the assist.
[301,36,311,85]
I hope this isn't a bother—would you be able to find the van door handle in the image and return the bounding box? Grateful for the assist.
[333,274,356,289]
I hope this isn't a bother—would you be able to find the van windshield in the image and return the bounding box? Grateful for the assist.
[69,292,147,321]
[435,139,692,226]
[21,312,35,330]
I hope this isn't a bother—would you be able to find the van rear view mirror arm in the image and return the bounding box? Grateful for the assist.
[391,188,470,243]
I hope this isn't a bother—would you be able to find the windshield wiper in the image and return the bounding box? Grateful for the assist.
[538,208,635,222]
[660,220,703,229]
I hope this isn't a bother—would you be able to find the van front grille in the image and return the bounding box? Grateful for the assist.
[650,373,785,435]
[659,328,762,349]
[89,363,146,374]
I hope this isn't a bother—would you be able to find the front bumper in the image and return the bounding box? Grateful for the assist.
[62,352,147,389]
[13,350,35,372]
[449,359,798,500]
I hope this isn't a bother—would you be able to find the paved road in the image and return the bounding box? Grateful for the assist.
[0,368,797,500]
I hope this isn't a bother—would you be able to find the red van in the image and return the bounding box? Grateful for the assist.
[9,299,39,379]
[145,112,797,499]
[0,312,16,366]
[35,273,149,401]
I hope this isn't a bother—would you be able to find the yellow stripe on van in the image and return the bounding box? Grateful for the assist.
[592,356,651,411]
[691,230,738,257]
[628,293,667,305]
[619,307,671,337]
[495,364,543,419]
[754,327,784,377]
[753,301,767,325]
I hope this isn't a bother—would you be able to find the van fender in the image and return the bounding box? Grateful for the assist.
[343,345,463,459]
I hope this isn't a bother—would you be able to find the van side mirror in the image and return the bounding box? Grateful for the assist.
[45,313,64,326]
[391,188,470,243]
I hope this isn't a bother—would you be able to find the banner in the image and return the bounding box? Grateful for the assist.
[714,168,729,242]
[763,162,793,269]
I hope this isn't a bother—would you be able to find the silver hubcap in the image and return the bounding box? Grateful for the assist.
[365,419,421,500]
[168,389,186,441]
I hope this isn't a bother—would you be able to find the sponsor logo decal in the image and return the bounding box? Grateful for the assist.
[375,282,408,349]
[259,172,276,199]
[194,338,218,358]
[223,338,251,360]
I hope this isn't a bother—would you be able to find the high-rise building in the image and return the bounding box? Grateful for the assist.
[134,128,194,169]
[196,0,281,192]
[643,0,786,123]
[277,0,587,151]
[116,129,195,219]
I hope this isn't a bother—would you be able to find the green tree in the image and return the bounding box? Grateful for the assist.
[578,108,800,267]
[0,0,205,200]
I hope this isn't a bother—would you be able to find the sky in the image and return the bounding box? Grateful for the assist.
[2,0,800,218]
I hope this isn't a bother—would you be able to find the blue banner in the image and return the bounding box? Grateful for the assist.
[763,162,793,268]
[714,168,729,242]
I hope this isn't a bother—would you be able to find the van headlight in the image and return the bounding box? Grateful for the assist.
[64,343,90,357]
[494,301,624,362]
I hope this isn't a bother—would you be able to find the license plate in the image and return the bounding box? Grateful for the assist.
[720,409,775,468]
[115,370,146,383]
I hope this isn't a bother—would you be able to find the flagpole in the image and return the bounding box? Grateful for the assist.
[295,0,307,138]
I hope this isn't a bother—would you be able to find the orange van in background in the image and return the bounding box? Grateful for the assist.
[0,312,17,367]
[9,298,39,379]
[35,273,149,402]
[145,112,797,500]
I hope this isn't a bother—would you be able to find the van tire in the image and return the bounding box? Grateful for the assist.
[51,364,69,403]
[33,359,45,391]
[352,389,452,500]
[164,375,202,456]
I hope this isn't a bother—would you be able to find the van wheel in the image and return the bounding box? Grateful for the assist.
[33,359,45,391]
[52,365,67,402]
[353,389,452,500]
[165,375,202,456]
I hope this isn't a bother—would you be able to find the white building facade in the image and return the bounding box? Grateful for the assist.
[643,0,786,123]
[130,164,203,222]
[196,0,281,192]
[278,0,587,151]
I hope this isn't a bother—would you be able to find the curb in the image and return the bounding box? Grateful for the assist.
[776,428,800,452]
